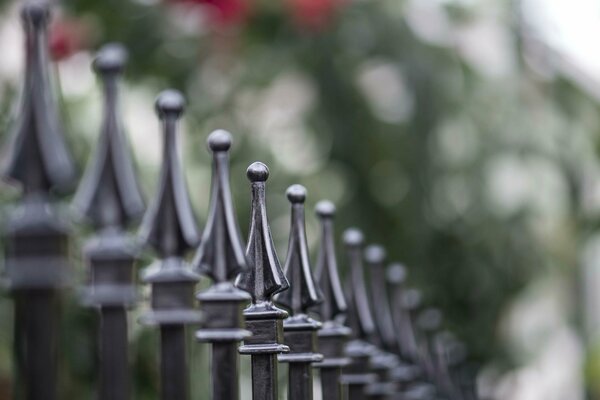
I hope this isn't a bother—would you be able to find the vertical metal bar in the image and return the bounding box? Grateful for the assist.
[99,307,129,400]
[211,342,241,400]
[320,367,344,400]
[160,325,189,400]
[288,363,312,400]
[251,354,279,400]
[14,290,58,400]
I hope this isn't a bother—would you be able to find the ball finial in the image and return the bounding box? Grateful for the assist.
[21,2,50,27]
[207,129,232,152]
[364,244,386,264]
[286,184,306,204]
[155,89,185,118]
[247,162,269,182]
[315,200,335,217]
[343,228,364,247]
[386,263,407,284]
[93,43,128,74]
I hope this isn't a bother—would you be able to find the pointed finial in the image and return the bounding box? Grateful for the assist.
[193,130,247,282]
[73,44,144,230]
[2,1,76,194]
[138,90,199,257]
[235,162,289,303]
[314,200,347,323]
[276,185,322,315]
[365,244,399,353]
[343,228,378,343]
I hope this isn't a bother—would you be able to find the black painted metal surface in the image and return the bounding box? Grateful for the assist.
[276,184,323,400]
[1,4,76,400]
[138,90,202,400]
[313,200,352,400]
[73,43,145,400]
[193,129,251,400]
[237,162,290,400]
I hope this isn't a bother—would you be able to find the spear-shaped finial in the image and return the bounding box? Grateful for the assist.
[238,162,290,400]
[343,229,378,343]
[138,90,200,259]
[277,184,323,400]
[314,201,348,323]
[2,2,76,194]
[193,130,247,281]
[73,43,144,230]
[386,264,420,362]
[277,184,322,314]
[138,90,201,400]
[74,44,145,400]
[365,245,400,355]
[236,162,289,302]
[1,4,75,399]
[193,130,251,400]
[313,200,351,400]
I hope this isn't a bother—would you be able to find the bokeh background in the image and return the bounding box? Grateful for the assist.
[1,0,600,399]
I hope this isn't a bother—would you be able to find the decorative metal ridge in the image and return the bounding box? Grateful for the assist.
[237,162,289,400]
[2,2,75,194]
[138,90,199,261]
[193,129,248,282]
[73,43,144,231]
[236,162,289,308]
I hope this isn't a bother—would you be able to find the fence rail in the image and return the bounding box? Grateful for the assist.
[1,3,479,400]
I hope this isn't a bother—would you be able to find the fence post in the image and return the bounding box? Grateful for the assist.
[193,130,251,400]
[276,185,324,400]
[313,200,352,400]
[73,43,145,400]
[138,90,203,400]
[1,3,76,400]
[237,162,290,400]
[341,229,379,400]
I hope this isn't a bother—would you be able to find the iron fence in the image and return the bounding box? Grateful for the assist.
[1,3,478,400]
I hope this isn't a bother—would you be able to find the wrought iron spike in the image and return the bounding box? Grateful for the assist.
[194,130,251,400]
[313,200,351,400]
[138,90,199,258]
[386,266,420,363]
[73,43,144,230]
[314,200,348,323]
[342,228,378,343]
[138,90,201,400]
[1,2,76,194]
[277,185,322,314]
[237,161,289,400]
[364,245,400,355]
[193,129,247,281]
[277,184,323,400]
[235,162,289,302]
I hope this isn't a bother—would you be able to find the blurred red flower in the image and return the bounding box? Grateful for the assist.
[49,17,92,61]
[287,0,345,31]
[167,0,250,27]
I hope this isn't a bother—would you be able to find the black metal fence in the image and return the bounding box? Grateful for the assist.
[1,3,478,400]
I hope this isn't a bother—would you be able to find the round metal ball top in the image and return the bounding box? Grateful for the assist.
[286,184,306,204]
[155,89,185,118]
[364,244,386,264]
[246,162,269,182]
[386,263,407,284]
[207,129,232,152]
[93,43,128,74]
[21,2,50,26]
[342,228,364,247]
[315,200,335,217]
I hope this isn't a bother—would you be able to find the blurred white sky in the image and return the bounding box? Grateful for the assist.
[523,0,600,99]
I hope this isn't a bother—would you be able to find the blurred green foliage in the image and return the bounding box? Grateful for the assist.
[1,0,600,398]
